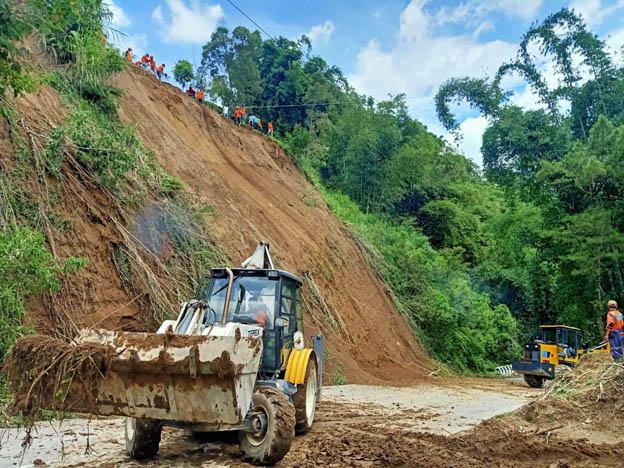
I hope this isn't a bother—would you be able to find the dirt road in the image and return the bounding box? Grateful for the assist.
[0,379,533,468]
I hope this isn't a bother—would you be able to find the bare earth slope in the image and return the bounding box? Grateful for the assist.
[4,63,429,384]
[111,66,430,383]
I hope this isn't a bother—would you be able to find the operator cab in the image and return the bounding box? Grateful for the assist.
[528,325,580,363]
[204,268,304,374]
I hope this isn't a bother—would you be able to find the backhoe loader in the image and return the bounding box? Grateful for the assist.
[46,242,322,465]
[510,325,608,388]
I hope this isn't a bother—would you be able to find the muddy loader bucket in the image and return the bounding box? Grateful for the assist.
[64,329,262,426]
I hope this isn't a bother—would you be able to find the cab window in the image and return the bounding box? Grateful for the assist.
[280,280,297,335]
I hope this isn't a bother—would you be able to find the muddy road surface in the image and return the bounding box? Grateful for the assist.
[1,379,533,468]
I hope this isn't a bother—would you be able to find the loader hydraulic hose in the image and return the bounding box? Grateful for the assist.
[222,268,234,324]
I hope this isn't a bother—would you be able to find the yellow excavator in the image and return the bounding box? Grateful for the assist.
[511,325,608,388]
[35,242,322,465]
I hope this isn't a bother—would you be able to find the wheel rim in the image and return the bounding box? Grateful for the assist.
[126,417,135,442]
[306,367,317,423]
[246,406,269,447]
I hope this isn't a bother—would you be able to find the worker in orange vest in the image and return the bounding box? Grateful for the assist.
[149,55,157,77]
[258,117,262,130]
[241,106,246,122]
[197,89,205,103]
[267,121,274,136]
[604,300,623,362]
[125,47,133,62]
[234,106,241,124]
[156,64,165,80]
[141,53,149,68]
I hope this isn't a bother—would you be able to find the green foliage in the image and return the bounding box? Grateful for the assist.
[0,227,59,362]
[160,175,184,196]
[173,59,194,87]
[0,0,36,99]
[198,27,347,133]
[25,0,124,110]
[44,96,147,187]
[323,190,520,372]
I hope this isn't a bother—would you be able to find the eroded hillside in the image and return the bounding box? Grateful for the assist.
[3,63,430,384]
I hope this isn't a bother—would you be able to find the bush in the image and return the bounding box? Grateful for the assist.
[0,227,60,362]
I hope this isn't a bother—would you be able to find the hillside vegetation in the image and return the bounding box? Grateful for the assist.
[183,7,624,368]
[2,0,623,382]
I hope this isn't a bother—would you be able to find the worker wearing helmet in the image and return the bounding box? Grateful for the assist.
[604,300,623,362]
[125,47,133,62]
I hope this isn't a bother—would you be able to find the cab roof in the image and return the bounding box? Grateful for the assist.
[539,324,580,331]
[211,268,303,286]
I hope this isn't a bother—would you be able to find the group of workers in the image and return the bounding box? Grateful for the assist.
[224,105,274,136]
[126,48,167,81]
[123,48,275,137]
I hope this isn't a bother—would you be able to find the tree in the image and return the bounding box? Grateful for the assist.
[173,60,194,87]
[482,106,571,186]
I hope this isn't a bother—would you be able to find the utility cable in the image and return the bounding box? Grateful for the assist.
[224,0,274,39]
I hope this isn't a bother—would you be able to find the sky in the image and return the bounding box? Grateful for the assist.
[106,0,624,166]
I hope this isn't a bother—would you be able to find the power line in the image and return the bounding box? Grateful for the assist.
[224,0,274,39]
[245,102,341,109]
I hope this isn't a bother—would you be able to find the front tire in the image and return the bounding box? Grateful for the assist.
[293,358,318,435]
[125,417,162,459]
[523,374,545,388]
[239,387,295,465]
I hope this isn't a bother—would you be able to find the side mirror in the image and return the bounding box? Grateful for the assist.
[275,316,290,330]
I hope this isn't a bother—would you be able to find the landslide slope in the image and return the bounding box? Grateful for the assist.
[4,63,429,384]
[112,66,430,383]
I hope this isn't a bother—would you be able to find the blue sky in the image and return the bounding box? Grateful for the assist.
[107,0,624,165]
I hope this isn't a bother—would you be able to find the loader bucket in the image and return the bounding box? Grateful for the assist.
[62,329,262,426]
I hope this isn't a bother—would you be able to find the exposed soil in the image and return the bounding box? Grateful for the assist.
[0,379,535,468]
[2,60,430,386]
[110,65,430,384]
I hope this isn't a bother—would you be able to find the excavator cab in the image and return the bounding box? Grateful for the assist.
[512,325,581,388]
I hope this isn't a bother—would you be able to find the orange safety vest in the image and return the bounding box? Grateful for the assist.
[197,90,205,100]
[141,54,149,63]
[150,60,156,70]
[241,107,246,115]
[157,65,164,73]
[607,309,624,331]
[258,118,262,128]
[268,122,273,130]
[126,50,132,61]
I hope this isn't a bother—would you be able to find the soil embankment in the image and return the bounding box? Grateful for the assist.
[3,62,430,384]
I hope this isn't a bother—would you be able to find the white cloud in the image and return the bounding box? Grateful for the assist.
[570,0,624,27]
[434,0,543,27]
[106,1,131,29]
[349,1,517,131]
[457,116,489,166]
[605,26,624,62]
[152,0,224,44]
[307,20,335,48]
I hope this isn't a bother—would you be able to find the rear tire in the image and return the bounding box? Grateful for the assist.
[239,387,295,465]
[293,358,318,435]
[125,417,162,459]
[524,374,545,388]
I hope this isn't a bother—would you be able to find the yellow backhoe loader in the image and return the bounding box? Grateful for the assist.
[510,325,608,388]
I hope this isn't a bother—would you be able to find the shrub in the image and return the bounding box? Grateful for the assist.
[0,227,59,362]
